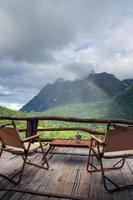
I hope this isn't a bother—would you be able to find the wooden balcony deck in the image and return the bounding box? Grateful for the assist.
[0,146,133,200]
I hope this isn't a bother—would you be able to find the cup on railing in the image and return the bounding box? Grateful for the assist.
[75,132,81,143]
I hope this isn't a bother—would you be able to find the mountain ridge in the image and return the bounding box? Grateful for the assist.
[21,72,133,118]
[21,72,131,117]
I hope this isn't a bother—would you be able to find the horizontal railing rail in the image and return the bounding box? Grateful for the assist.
[0,115,133,124]
[0,116,133,138]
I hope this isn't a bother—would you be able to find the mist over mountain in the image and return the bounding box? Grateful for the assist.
[123,79,133,87]
[88,72,126,96]
[20,72,133,119]
[21,79,107,112]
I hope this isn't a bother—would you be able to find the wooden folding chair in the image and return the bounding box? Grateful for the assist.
[0,121,49,184]
[87,123,133,192]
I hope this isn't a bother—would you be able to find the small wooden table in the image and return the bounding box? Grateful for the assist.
[45,139,91,156]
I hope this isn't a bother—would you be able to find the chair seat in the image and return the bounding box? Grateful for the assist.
[0,124,49,184]
[103,149,133,158]
[24,142,41,151]
[93,146,133,158]
[0,142,41,155]
[87,124,133,192]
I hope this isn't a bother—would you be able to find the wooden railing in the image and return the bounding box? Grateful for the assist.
[0,116,133,140]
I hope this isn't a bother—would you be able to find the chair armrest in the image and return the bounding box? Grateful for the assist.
[90,134,104,145]
[22,134,40,143]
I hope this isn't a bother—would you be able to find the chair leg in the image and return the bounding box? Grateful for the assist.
[87,148,128,192]
[87,150,98,172]
[26,140,49,170]
[39,139,49,169]
[44,145,55,158]
[0,154,28,184]
[0,142,30,184]
[87,139,96,172]
[42,156,49,169]
[16,155,28,184]
[112,158,125,169]
[87,142,101,172]
[90,152,133,192]
[94,155,118,192]
[87,145,126,173]
[98,157,133,192]
[0,149,3,158]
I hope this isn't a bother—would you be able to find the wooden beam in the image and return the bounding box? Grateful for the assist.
[36,127,105,135]
[0,116,133,124]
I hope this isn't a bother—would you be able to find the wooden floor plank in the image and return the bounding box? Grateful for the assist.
[1,146,133,199]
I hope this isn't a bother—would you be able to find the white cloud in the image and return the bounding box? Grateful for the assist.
[100,52,133,79]
[0,0,133,108]
[0,102,22,110]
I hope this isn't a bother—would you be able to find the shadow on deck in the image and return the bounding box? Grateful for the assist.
[0,146,133,200]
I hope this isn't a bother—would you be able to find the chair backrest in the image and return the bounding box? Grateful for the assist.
[0,126,24,149]
[103,124,133,153]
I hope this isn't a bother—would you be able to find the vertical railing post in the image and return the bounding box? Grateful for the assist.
[26,118,34,137]
[26,118,39,137]
[34,119,39,135]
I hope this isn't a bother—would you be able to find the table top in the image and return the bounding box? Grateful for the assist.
[50,139,91,148]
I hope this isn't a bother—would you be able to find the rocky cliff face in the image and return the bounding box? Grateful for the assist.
[21,72,131,113]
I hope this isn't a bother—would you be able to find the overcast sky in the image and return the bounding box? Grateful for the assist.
[0,0,133,110]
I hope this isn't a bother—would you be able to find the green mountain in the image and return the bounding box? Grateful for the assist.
[109,86,133,119]
[21,72,125,112]
[88,72,126,96]
[20,72,133,119]
[0,106,18,116]
[40,100,111,118]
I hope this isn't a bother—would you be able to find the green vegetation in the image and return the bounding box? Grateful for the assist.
[19,72,133,121]
[39,130,91,140]
[21,72,126,113]
[40,101,111,118]
[0,106,18,116]
[0,73,133,140]
[0,95,132,140]
[0,103,107,140]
